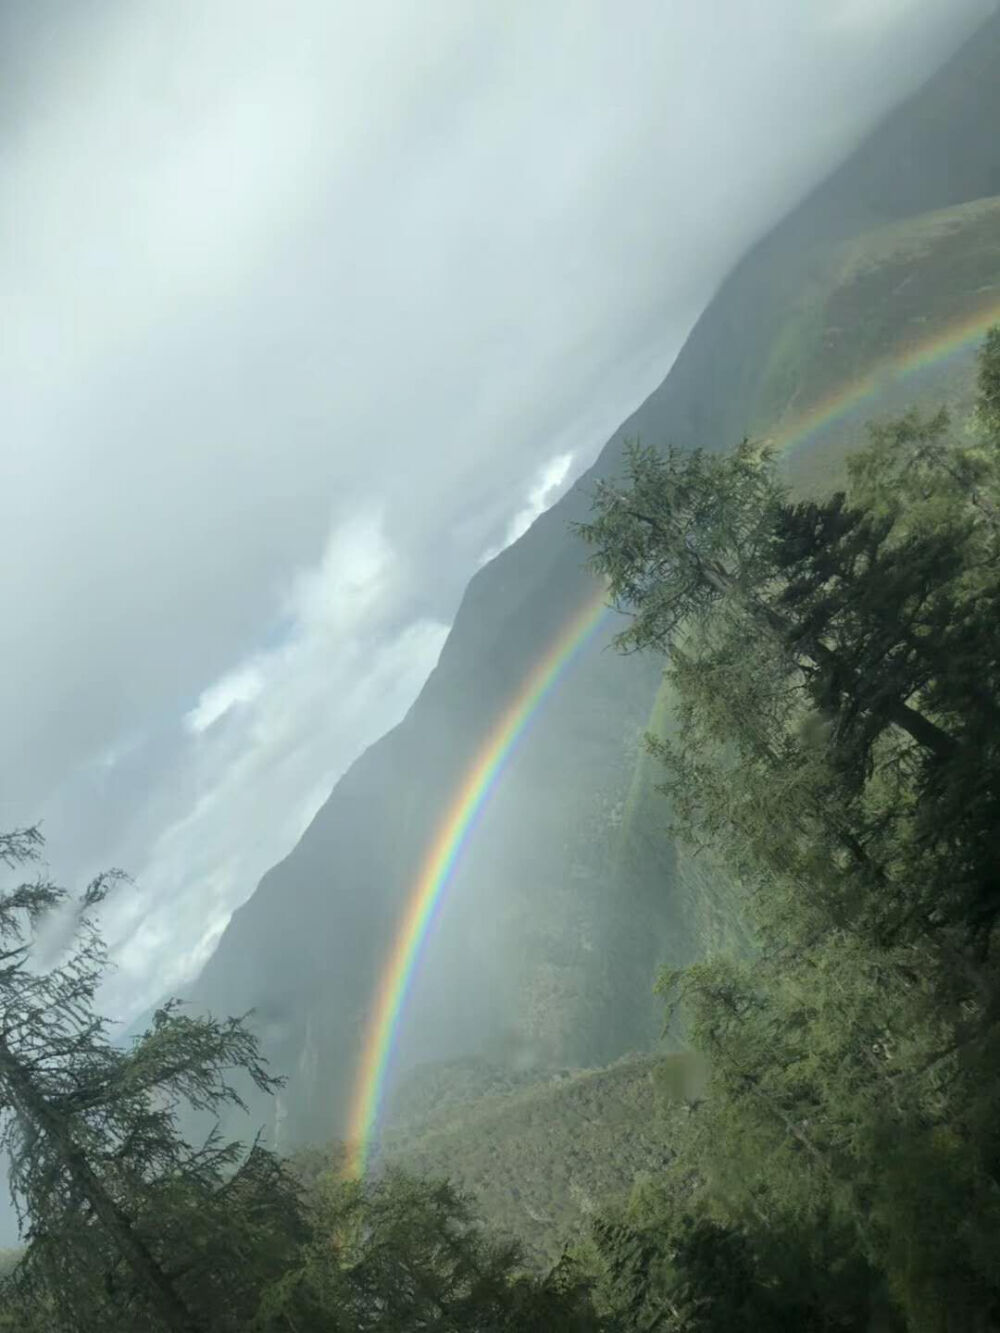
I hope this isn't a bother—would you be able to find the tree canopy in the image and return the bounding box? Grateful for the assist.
[574,330,1000,1332]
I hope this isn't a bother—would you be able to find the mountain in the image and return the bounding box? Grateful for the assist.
[185,11,1000,1156]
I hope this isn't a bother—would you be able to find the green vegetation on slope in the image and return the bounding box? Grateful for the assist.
[614,676,752,976]
[379,1054,706,1266]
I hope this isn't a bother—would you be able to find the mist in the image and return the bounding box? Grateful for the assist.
[0,0,992,1027]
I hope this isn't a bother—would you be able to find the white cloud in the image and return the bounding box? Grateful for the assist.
[185,665,265,734]
[479,452,575,565]
[284,511,392,631]
[504,452,575,547]
[96,512,447,1015]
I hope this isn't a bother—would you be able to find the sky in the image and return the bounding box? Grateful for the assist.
[0,0,994,1022]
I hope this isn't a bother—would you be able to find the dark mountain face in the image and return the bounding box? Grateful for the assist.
[186,11,1000,1152]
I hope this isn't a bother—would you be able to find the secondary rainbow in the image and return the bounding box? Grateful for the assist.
[345,584,611,1176]
[767,292,1000,458]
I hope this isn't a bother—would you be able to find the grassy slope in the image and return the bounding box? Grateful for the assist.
[380,197,1000,1263]
[771,195,1000,493]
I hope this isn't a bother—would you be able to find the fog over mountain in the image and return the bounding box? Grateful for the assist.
[0,0,993,1025]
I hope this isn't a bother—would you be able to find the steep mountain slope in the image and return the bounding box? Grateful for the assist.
[187,11,1000,1154]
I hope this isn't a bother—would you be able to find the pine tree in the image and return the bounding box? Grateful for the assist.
[577,337,1000,956]
[0,827,304,1332]
[254,1166,604,1332]
[576,330,1000,1331]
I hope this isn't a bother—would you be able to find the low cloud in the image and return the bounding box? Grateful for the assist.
[96,512,447,1016]
[185,665,266,735]
[479,452,575,565]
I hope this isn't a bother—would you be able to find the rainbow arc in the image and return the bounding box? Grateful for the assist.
[344,587,609,1176]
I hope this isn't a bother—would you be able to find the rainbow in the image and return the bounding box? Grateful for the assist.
[345,291,1000,1179]
[766,292,1000,458]
[345,584,611,1176]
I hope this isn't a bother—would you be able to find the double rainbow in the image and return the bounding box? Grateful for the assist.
[345,293,1000,1178]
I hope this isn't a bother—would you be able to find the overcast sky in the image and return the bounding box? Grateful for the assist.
[1,0,994,1021]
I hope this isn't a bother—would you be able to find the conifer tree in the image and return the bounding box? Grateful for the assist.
[255,1166,603,1332]
[0,827,304,1332]
[577,329,1000,1331]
